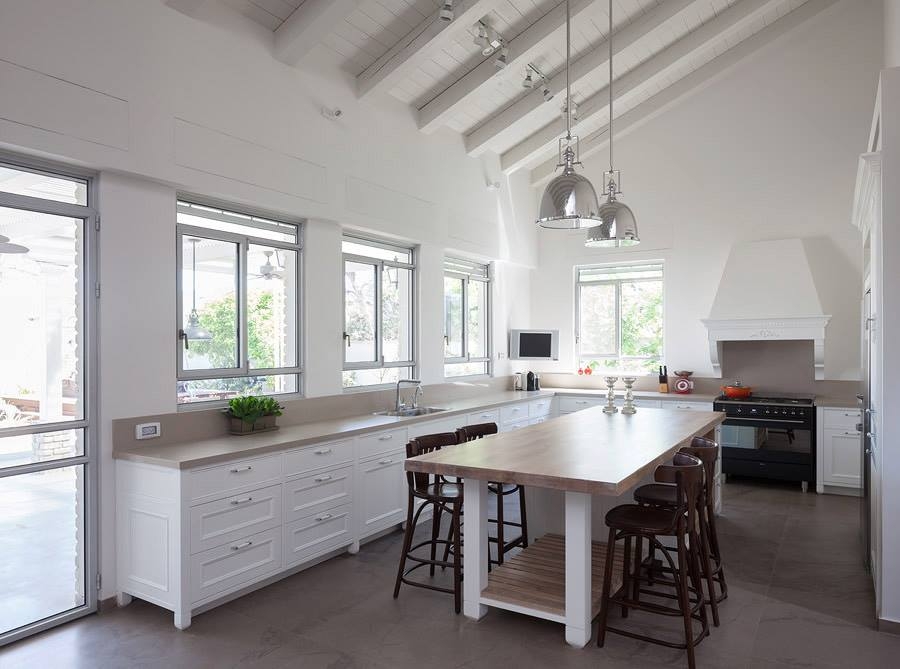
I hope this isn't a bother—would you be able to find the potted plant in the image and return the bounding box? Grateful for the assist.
[225,395,284,435]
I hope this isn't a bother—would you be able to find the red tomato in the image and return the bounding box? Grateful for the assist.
[577,367,584,375]
[584,367,593,375]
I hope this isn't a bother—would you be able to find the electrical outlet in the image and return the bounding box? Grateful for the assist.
[135,422,161,440]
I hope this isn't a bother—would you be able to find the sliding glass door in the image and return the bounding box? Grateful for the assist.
[0,160,97,645]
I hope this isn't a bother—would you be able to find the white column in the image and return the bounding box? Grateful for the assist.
[565,490,593,647]
[463,477,489,620]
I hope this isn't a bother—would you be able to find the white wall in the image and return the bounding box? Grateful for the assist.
[886,0,900,66]
[0,0,538,600]
[528,0,880,381]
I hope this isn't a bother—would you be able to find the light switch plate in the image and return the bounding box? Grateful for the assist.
[135,422,161,440]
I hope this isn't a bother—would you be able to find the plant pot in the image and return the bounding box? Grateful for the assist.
[230,417,255,434]
[255,415,277,431]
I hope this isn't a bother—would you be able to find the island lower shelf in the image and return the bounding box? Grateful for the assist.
[480,534,625,622]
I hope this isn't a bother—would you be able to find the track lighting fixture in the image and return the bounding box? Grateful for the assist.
[542,84,553,102]
[494,45,509,69]
[439,1,453,22]
[522,69,534,89]
[473,20,503,56]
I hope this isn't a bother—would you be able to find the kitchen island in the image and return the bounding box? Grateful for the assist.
[406,406,725,647]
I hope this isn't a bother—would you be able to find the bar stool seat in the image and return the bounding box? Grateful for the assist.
[605,504,679,535]
[633,483,677,507]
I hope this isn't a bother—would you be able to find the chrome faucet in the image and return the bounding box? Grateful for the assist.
[395,379,422,413]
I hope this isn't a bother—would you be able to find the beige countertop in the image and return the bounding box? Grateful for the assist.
[815,396,861,409]
[113,390,555,469]
[407,406,725,496]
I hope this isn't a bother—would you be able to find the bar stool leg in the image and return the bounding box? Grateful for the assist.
[675,534,697,669]
[632,536,642,604]
[452,502,463,614]
[519,486,529,548]
[393,494,417,599]
[698,514,720,627]
[621,535,632,618]
[496,486,505,565]
[430,503,443,577]
[688,529,710,637]
[596,526,618,648]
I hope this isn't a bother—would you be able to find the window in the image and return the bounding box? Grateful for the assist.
[342,236,415,388]
[176,200,302,404]
[444,258,491,378]
[576,262,663,374]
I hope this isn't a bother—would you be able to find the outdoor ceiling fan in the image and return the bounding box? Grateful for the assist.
[257,250,283,280]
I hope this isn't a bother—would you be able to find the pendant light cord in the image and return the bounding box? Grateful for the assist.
[565,0,571,140]
[608,0,613,174]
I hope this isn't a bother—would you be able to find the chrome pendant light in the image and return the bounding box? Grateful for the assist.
[584,0,639,248]
[183,238,212,341]
[536,0,602,229]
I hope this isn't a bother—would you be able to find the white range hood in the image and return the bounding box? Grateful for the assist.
[701,239,831,380]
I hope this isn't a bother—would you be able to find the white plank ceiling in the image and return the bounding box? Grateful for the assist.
[180,0,832,175]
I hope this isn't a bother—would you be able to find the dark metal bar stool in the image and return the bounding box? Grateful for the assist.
[393,432,464,613]
[456,422,529,565]
[597,452,710,669]
[634,436,728,625]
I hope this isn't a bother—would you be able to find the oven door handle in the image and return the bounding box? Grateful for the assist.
[724,417,807,424]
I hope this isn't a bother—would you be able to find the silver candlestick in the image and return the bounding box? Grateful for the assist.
[621,376,637,414]
[603,376,619,414]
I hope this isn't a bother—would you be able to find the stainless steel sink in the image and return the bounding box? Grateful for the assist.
[375,407,447,417]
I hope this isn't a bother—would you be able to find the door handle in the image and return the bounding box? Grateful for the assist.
[314,475,332,483]
[230,541,253,551]
[229,465,253,473]
[230,497,253,505]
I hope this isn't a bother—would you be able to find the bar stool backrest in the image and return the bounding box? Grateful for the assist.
[679,437,719,502]
[406,432,459,491]
[456,422,498,443]
[654,452,703,533]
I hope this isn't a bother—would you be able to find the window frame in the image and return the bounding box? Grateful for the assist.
[175,198,304,398]
[443,257,492,377]
[341,234,417,384]
[575,261,664,370]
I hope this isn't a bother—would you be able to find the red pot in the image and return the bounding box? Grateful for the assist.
[721,384,752,399]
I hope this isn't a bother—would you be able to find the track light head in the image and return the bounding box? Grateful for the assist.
[543,85,554,102]
[494,45,509,69]
[522,69,534,88]
[439,1,453,22]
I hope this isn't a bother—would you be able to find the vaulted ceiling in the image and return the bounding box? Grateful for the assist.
[167,0,836,183]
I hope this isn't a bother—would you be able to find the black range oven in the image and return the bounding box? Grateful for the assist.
[714,394,816,492]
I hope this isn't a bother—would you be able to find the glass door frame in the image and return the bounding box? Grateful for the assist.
[0,152,98,646]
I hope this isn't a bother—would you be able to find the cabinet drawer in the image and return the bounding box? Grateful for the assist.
[358,449,406,537]
[190,527,281,604]
[529,398,553,418]
[190,484,282,554]
[559,397,603,413]
[631,399,661,409]
[530,416,549,426]
[823,408,862,431]
[408,416,464,440]
[501,418,530,433]
[467,408,500,426]
[283,464,353,523]
[284,439,353,477]
[189,454,282,505]
[356,428,408,460]
[823,429,862,487]
[283,504,353,567]
[500,403,528,425]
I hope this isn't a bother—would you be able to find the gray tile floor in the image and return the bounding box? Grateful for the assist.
[3,480,899,668]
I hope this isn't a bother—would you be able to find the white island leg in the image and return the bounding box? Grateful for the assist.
[463,477,489,620]
[565,491,593,647]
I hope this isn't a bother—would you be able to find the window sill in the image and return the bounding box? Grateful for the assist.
[176,391,304,412]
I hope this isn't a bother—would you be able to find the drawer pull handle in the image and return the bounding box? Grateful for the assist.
[378,435,394,441]
[230,497,253,505]
[378,459,394,465]
[844,431,861,436]
[229,465,253,473]
[230,540,253,551]
[575,401,589,405]
[512,407,521,411]
[481,413,493,418]
[314,475,333,482]
[315,514,333,522]
[844,412,859,417]
[314,448,333,455]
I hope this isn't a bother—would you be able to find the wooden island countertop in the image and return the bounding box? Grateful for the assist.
[406,405,725,496]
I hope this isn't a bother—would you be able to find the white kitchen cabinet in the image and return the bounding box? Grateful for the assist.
[662,400,714,411]
[284,504,353,568]
[407,415,463,439]
[467,408,501,425]
[630,399,662,409]
[357,449,406,538]
[818,407,862,492]
[501,418,531,433]
[559,396,604,413]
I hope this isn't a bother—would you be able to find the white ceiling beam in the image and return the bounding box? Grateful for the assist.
[464,0,697,157]
[530,0,839,185]
[275,0,362,66]
[356,0,502,100]
[502,0,786,173]
[417,0,596,134]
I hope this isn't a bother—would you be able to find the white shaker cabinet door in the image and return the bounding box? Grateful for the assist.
[357,449,406,538]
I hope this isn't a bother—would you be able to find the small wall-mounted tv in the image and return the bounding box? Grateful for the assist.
[509,329,559,361]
